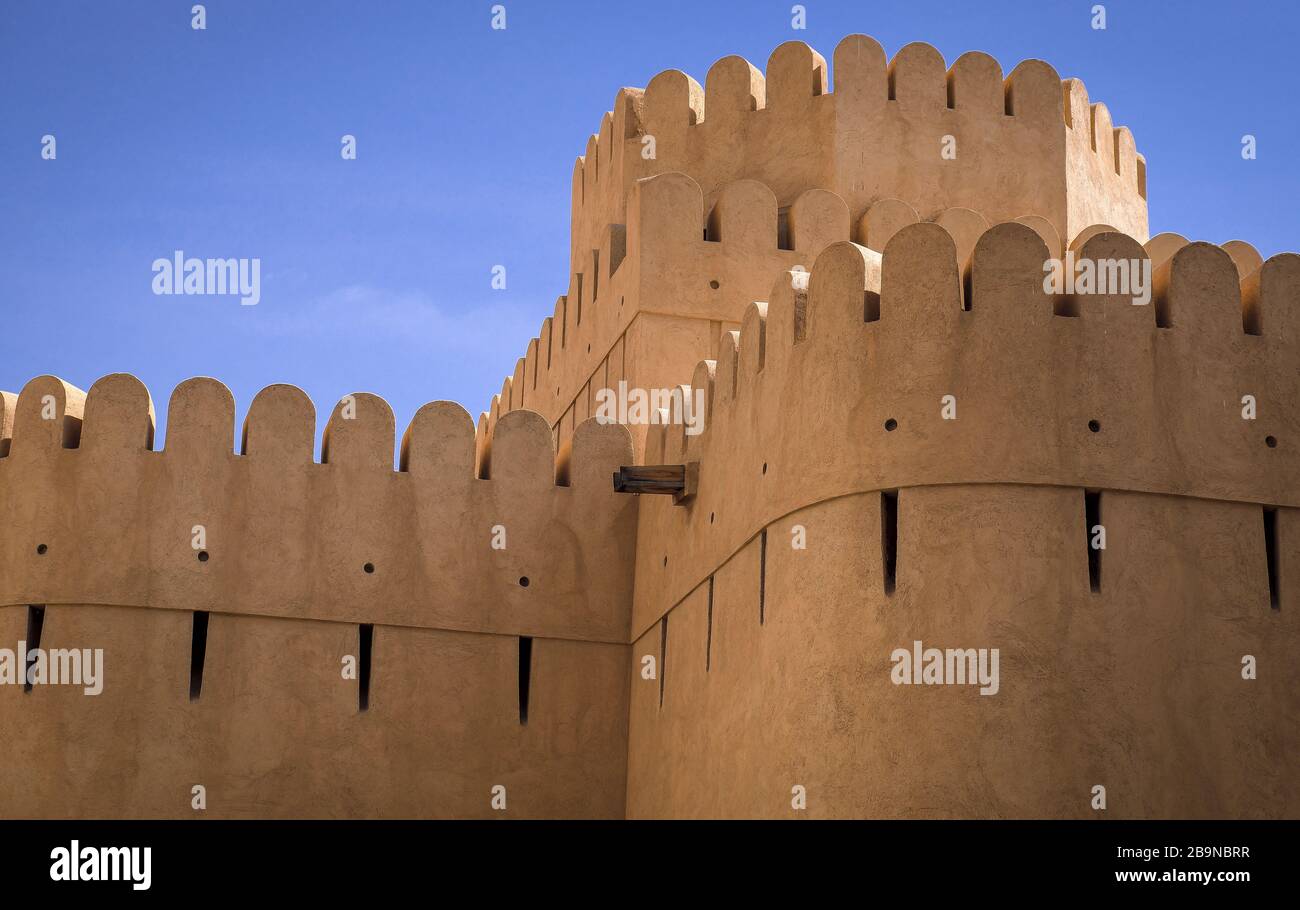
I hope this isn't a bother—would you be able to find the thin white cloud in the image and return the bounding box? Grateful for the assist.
[244,284,539,353]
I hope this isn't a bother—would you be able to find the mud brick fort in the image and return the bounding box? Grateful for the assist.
[1,34,1295,818]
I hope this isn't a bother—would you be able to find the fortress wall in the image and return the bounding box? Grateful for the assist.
[1064,78,1149,244]
[626,220,1298,817]
[566,35,1146,285]
[634,225,1300,633]
[0,377,636,645]
[0,604,627,818]
[626,488,1296,818]
[492,33,1151,455]
[4,31,1284,821]
[493,171,834,455]
[497,169,1077,461]
[0,378,636,817]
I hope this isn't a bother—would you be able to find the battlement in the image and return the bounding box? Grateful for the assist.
[484,171,850,452]
[0,374,638,817]
[489,34,1161,455]
[623,224,1298,818]
[487,168,1088,458]
[635,223,1299,632]
[0,374,636,644]
[567,35,1148,285]
[8,27,1295,822]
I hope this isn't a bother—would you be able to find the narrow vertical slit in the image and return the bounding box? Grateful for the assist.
[23,605,45,693]
[881,491,898,596]
[518,636,533,724]
[1264,507,1280,610]
[189,611,209,701]
[706,576,714,672]
[776,210,792,250]
[358,623,373,712]
[1086,490,1102,594]
[759,529,768,624]
[658,617,667,708]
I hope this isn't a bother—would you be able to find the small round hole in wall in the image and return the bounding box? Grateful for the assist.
[363,562,375,574]
[884,418,898,432]
[1266,435,1278,448]
[709,280,720,290]
[519,576,530,587]
[197,550,209,563]
[36,544,48,555]
[1088,420,1101,433]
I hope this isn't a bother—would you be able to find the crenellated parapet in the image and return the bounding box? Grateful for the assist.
[566,35,1147,288]
[483,171,849,455]
[489,34,1156,457]
[619,222,1298,818]
[0,374,636,644]
[9,26,1291,821]
[0,375,638,817]
[486,167,1092,459]
[632,223,1299,634]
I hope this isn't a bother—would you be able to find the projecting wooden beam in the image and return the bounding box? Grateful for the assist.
[612,463,699,503]
[613,464,685,495]
[611,462,702,504]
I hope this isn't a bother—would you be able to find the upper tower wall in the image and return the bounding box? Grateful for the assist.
[567,34,1147,286]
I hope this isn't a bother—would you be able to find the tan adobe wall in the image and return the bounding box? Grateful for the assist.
[624,224,1298,817]
[486,35,1150,458]
[635,226,1298,632]
[486,169,1098,460]
[3,30,1292,821]
[567,35,1147,273]
[0,604,628,818]
[628,489,1296,818]
[0,376,635,817]
[484,172,848,456]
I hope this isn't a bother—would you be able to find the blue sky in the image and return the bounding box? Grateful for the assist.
[2,0,1296,455]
